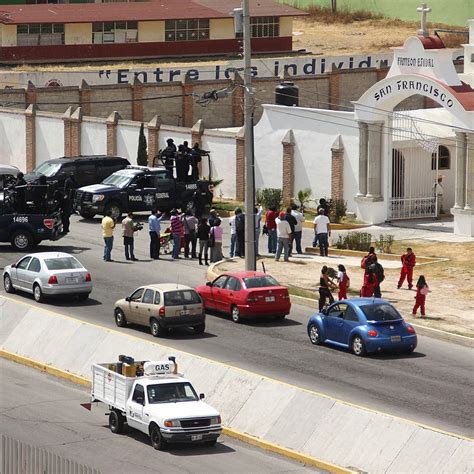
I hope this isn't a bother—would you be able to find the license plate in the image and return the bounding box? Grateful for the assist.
[265,296,275,302]
[391,335,401,343]
[180,310,190,316]
[191,434,203,441]
[66,277,78,284]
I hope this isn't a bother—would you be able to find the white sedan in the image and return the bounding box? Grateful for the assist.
[3,252,92,303]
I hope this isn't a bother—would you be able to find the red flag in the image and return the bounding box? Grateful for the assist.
[80,403,92,411]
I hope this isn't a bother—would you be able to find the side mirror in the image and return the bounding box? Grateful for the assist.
[11,263,16,268]
[321,308,327,316]
[129,183,137,189]
[125,296,131,302]
[206,282,212,287]
[199,393,205,400]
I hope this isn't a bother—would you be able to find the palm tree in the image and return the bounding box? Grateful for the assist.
[295,188,312,211]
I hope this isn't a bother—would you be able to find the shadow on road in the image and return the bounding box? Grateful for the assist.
[206,310,301,327]
[0,244,91,255]
[127,323,217,340]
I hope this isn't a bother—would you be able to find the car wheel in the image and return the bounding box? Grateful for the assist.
[77,293,89,301]
[404,347,415,355]
[308,324,321,345]
[206,439,218,446]
[3,274,14,294]
[150,318,168,337]
[105,202,122,220]
[109,409,124,434]
[33,284,44,303]
[114,308,127,327]
[80,211,95,219]
[150,424,166,450]
[193,323,205,334]
[352,335,367,357]
[231,305,241,323]
[11,230,34,251]
[275,314,286,320]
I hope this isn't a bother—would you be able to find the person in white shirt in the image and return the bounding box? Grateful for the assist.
[290,204,305,254]
[229,210,237,257]
[275,211,292,262]
[313,209,331,256]
[433,175,444,217]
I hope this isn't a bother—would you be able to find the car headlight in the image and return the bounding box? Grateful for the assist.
[92,194,105,202]
[210,416,221,425]
[164,419,181,427]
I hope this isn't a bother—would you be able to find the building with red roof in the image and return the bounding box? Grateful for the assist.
[0,0,306,63]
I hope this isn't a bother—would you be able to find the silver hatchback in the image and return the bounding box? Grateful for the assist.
[3,252,92,302]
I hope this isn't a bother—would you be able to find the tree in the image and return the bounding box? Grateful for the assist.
[137,123,148,166]
[295,188,312,211]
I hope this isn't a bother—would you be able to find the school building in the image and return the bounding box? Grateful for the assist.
[0,0,306,63]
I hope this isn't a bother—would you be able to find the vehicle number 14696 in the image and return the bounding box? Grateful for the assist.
[13,216,29,223]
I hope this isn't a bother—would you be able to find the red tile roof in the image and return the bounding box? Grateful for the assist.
[0,0,306,25]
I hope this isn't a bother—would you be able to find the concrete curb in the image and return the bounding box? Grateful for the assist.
[0,349,354,474]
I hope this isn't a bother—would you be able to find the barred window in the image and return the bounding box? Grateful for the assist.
[17,23,64,46]
[92,21,138,44]
[250,16,279,38]
[431,145,450,170]
[165,19,209,41]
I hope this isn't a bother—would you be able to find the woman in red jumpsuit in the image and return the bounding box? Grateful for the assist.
[360,267,378,297]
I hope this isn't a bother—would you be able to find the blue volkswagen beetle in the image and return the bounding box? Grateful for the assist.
[307,298,417,356]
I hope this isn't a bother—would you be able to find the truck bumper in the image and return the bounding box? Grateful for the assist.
[161,427,222,443]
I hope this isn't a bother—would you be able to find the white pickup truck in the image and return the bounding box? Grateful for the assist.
[91,356,222,450]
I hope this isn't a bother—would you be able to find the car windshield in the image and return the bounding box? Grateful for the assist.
[33,162,61,177]
[102,173,134,189]
[44,257,83,270]
[164,290,201,306]
[147,382,198,404]
[360,303,401,322]
[243,276,280,288]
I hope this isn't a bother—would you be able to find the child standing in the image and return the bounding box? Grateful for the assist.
[337,264,350,300]
[412,275,429,317]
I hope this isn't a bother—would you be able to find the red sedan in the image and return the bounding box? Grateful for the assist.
[195,271,291,323]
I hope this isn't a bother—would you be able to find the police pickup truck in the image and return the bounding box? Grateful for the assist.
[90,356,222,450]
[74,166,213,219]
[0,185,63,250]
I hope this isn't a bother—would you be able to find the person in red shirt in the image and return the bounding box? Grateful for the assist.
[360,266,378,297]
[412,275,429,317]
[398,247,416,289]
[265,206,278,254]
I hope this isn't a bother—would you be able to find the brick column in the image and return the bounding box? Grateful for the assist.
[191,119,204,147]
[26,81,36,106]
[235,127,245,202]
[132,78,144,122]
[24,104,37,173]
[106,111,121,156]
[79,80,91,116]
[70,107,83,156]
[182,79,194,128]
[331,135,344,201]
[328,68,340,111]
[63,106,73,157]
[281,130,295,207]
[232,72,244,126]
[147,115,161,167]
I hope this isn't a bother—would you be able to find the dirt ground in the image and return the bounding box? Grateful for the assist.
[216,240,474,338]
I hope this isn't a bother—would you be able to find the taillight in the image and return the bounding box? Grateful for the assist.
[159,307,166,316]
[43,219,54,230]
[367,329,378,337]
[84,273,91,282]
[407,325,415,334]
[282,293,290,299]
[48,275,58,284]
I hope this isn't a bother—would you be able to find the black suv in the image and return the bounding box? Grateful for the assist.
[25,156,130,189]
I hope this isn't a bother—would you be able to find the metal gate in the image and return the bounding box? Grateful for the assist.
[389,111,439,220]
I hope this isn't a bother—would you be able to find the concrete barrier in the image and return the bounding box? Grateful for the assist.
[1,296,473,473]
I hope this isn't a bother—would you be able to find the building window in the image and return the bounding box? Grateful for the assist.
[17,23,64,46]
[250,16,279,38]
[431,145,450,170]
[165,19,209,41]
[92,21,138,44]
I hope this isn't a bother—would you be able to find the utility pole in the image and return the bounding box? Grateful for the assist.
[235,0,256,271]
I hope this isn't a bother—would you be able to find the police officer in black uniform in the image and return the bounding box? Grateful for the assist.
[13,172,27,213]
[190,143,206,181]
[162,138,177,176]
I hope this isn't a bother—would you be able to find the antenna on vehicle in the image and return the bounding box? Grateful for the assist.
[261,261,266,273]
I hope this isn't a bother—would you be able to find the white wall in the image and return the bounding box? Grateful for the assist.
[0,110,26,170]
[35,114,64,166]
[201,132,237,199]
[254,105,360,211]
[116,122,141,165]
[81,119,107,156]
[158,128,191,151]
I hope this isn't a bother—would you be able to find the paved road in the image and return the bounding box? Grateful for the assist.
[1,215,473,438]
[0,358,317,473]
